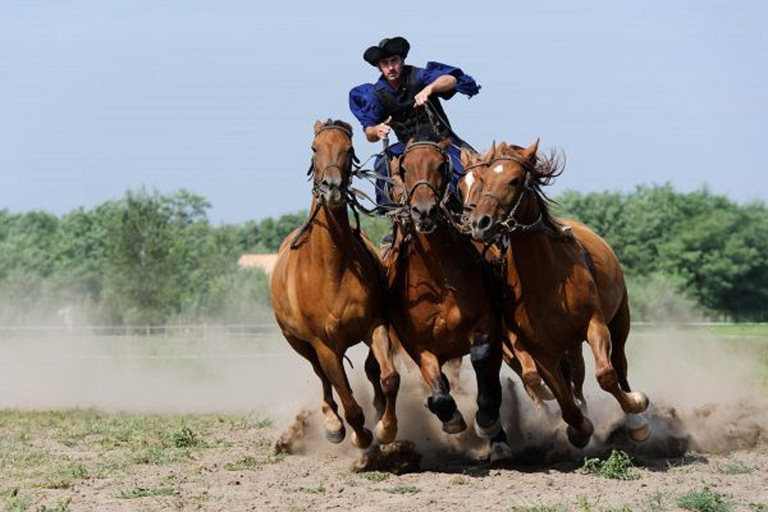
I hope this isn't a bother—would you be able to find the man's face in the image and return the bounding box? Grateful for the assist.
[378,55,403,84]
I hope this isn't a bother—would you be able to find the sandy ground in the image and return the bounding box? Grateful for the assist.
[1,326,767,511]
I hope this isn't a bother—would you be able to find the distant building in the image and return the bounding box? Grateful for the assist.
[237,254,278,275]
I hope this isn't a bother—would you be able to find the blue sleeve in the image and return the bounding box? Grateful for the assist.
[415,61,481,100]
[349,83,383,129]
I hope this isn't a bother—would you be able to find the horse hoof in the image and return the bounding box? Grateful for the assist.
[474,417,502,439]
[352,428,373,449]
[325,426,346,444]
[626,413,651,443]
[375,420,397,445]
[489,441,514,464]
[442,411,467,434]
[627,391,649,414]
[566,417,594,449]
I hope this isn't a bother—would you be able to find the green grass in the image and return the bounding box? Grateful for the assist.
[117,486,178,499]
[706,323,768,338]
[582,450,640,480]
[677,485,733,512]
[371,485,420,494]
[717,460,754,474]
[224,453,286,471]
[360,471,390,482]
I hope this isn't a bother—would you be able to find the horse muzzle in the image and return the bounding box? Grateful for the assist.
[319,175,346,206]
[470,213,496,241]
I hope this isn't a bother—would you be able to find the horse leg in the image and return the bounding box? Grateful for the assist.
[419,351,466,434]
[314,342,373,449]
[608,299,651,442]
[565,347,587,411]
[367,324,400,444]
[534,352,594,448]
[444,357,465,395]
[506,332,554,405]
[283,333,345,443]
[470,332,513,463]
[586,314,648,417]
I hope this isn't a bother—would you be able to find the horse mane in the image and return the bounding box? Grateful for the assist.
[322,119,354,137]
[409,123,445,144]
[495,142,567,236]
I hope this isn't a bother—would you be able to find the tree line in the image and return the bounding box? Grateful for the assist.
[1,184,766,326]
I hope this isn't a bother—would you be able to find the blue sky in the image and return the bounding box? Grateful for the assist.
[1,1,766,224]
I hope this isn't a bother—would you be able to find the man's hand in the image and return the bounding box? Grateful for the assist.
[375,116,392,139]
[414,86,433,107]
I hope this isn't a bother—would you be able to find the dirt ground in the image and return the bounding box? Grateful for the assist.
[1,327,767,511]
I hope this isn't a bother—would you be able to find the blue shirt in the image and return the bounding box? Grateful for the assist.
[348,61,480,135]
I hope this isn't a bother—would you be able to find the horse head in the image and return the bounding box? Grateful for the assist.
[467,139,545,241]
[391,129,452,233]
[310,119,357,208]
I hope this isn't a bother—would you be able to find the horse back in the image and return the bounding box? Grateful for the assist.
[561,218,627,322]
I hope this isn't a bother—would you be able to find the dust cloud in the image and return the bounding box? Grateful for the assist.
[1,324,765,467]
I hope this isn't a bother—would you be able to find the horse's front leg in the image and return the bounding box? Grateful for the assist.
[470,331,513,462]
[418,350,466,434]
[366,323,400,444]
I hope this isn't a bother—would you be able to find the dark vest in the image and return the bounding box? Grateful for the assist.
[374,66,453,143]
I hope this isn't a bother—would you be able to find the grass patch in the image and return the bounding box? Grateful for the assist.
[371,485,420,494]
[582,450,640,480]
[360,471,390,482]
[41,464,90,489]
[717,460,754,475]
[297,484,325,494]
[677,485,732,512]
[117,486,178,499]
[224,453,286,471]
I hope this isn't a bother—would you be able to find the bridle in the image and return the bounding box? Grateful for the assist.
[308,124,358,201]
[398,141,452,207]
[471,155,544,235]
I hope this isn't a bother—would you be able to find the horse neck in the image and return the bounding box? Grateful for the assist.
[407,222,466,271]
[307,197,356,259]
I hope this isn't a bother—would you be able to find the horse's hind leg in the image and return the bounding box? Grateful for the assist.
[366,324,400,444]
[586,314,649,417]
[314,342,373,449]
[608,298,651,442]
[284,333,345,443]
[418,351,466,434]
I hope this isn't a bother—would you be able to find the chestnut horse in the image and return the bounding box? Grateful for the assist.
[458,156,584,408]
[466,141,650,447]
[382,129,513,462]
[270,120,399,449]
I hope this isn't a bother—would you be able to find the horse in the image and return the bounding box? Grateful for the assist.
[465,140,650,447]
[458,154,585,409]
[269,119,399,449]
[381,128,513,462]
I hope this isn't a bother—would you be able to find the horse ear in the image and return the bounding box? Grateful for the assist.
[390,156,401,175]
[522,138,540,161]
[460,146,474,168]
[313,120,323,135]
[482,141,496,162]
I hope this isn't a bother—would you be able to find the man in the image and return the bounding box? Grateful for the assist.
[349,36,481,208]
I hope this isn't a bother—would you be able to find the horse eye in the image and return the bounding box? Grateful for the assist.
[510,177,522,187]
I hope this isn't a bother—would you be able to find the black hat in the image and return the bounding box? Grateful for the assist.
[363,36,410,67]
